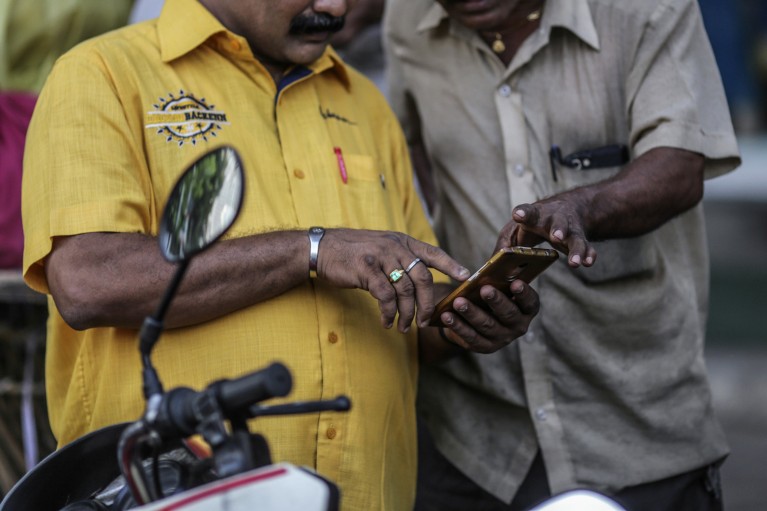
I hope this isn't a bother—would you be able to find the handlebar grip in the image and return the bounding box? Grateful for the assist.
[216,362,292,414]
[160,362,293,436]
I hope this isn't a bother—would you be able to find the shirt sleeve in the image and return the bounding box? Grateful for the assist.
[22,47,152,293]
[626,0,740,179]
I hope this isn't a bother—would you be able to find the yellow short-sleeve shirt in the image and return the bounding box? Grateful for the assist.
[22,1,440,509]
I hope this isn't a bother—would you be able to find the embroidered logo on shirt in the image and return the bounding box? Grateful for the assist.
[145,90,230,147]
[319,106,356,125]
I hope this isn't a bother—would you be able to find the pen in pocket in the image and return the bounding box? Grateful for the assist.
[334,147,348,184]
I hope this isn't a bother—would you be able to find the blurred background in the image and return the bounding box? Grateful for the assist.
[1,0,766,509]
[697,2,767,510]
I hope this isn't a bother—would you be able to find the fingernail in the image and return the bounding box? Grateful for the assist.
[444,315,454,326]
[402,326,410,333]
[457,304,468,313]
[571,254,581,265]
[459,267,470,278]
[515,209,526,219]
[585,256,593,265]
[553,230,564,240]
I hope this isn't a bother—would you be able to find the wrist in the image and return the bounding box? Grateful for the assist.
[308,226,325,278]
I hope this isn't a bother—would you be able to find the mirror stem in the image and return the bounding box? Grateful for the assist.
[138,260,190,399]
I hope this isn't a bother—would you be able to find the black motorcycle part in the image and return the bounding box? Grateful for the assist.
[59,501,110,510]
[0,423,128,511]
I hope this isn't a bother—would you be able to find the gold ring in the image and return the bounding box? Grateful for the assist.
[388,268,405,283]
[405,257,422,273]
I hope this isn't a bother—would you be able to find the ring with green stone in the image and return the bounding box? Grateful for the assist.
[388,268,405,283]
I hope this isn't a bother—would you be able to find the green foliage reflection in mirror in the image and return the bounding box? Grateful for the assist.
[159,146,244,263]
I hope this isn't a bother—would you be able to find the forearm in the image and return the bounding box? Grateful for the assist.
[573,147,705,240]
[504,147,706,267]
[46,228,473,333]
[46,231,309,330]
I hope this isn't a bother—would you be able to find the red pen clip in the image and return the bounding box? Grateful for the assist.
[334,147,348,184]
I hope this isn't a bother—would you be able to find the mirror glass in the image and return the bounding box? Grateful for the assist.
[158,146,244,262]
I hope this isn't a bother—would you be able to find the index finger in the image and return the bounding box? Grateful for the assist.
[403,239,470,327]
[405,239,470,283]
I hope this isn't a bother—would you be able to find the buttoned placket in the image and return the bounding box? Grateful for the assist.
[272,74,349,484]
[518,321,577,493]
[494,80,537,212]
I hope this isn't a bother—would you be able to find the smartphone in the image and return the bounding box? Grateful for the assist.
[430,246,559,327]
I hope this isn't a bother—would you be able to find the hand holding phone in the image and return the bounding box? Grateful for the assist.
[430,246,558,327]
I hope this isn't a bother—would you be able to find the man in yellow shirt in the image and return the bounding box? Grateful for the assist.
[21,0,540,509]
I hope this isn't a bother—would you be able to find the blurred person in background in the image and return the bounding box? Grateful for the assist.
[330,0,385,92]
[0,0,133,268]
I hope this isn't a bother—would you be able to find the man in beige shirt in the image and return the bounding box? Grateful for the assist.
[384,0,741,509]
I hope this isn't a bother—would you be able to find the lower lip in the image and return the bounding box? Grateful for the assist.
[297,31,331,43]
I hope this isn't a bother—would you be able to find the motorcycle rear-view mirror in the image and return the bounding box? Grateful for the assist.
[159,146,244,262]
[140,146,244,398]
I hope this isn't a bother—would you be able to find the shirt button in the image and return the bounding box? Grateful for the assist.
[513,163,525,176]
[326,426,337,439]
[294,169,305,179]
[535,408,547,421]
[328,332,339,344]
[524,332,535,344]
[499,84,512,97]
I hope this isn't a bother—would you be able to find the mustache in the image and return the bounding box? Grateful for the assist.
[289,13,346,35]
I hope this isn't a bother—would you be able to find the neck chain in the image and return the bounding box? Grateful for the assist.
[490,7,542,54]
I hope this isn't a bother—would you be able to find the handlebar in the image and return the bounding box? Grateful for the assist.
[157,362,293,437]
[119,361,351,505]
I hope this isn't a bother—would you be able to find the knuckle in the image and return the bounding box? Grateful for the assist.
[396,281,416,298]
[410,270,433,286]
[376,284,396,302]
[382,231,404,245]
[478,316,497,331]
[363,254,377,268]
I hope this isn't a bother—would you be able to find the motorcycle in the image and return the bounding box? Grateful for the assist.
[0,146,626,511]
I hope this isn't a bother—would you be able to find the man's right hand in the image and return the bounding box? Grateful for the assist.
[316,228,470,332]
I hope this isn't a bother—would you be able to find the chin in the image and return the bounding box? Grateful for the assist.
[288,39,331,66]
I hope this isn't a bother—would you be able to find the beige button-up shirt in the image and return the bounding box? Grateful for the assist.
[385,0,740,501]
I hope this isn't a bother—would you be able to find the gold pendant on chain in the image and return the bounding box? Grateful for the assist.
[492,33,505,54]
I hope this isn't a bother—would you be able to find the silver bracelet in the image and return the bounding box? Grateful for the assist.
[308,226,325,279]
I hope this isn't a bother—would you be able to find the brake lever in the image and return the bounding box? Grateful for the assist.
[248,395,351,418]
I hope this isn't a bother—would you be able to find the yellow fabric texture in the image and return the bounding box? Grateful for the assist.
[22,0,442,508]
[0,0,133,92]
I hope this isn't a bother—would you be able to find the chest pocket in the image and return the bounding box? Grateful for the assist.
[571,235,658,284]
[335,153,402,232]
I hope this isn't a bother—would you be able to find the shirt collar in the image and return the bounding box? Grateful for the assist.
[417,0,600,51]
[158,0,351,88]
[158,0,225,62]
